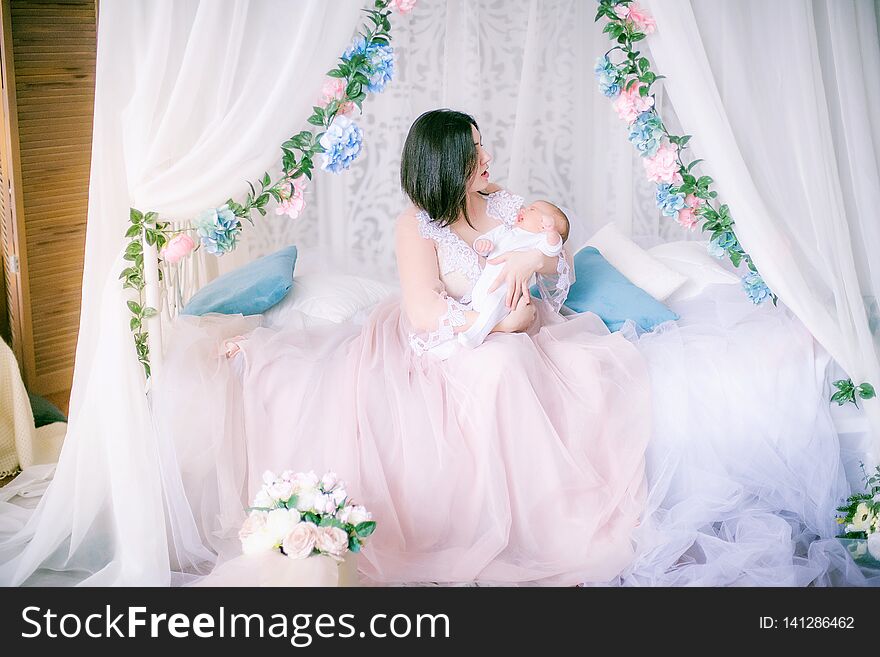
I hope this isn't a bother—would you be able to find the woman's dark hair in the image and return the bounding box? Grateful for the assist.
[400,109,479,228]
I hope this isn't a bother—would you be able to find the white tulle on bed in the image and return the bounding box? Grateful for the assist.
[612,284,872,586]
[144,274,873,586]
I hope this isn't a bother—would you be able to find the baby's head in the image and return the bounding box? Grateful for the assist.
[515,201,570,242]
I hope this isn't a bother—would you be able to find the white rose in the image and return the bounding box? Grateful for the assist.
[265,508,301,545]
[292,471,320,493]
[846,503,874,533]
[868,533,880,561]
[239,512,276,555]
[315,526,349,559]
[283,522,319,559]
[339,504,371,526]
[252,489,274,509]
[268,480,294,502]
[295,489,316,513]
[314,492,338,515]
[262,470,278,485]
[321,471,340,491]
[331,487,347,507]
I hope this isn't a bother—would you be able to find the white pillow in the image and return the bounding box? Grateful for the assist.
[648,241,740,302]
[263,273,397,329]
[582,222,687,301]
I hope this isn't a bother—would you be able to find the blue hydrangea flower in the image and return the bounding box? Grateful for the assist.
[628,111,664,157]
[319,115,364,173]
[714,230,738,250]
[707,238,726,258]
[655,183,686,217]
[343,38,395,94]
[594,56,622,98]
[194,205,241,256]
[742,272,771,304]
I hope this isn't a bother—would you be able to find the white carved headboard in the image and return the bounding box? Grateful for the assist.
[141,221,222,386]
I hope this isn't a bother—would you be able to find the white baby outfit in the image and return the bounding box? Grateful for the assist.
[457,224,564,349]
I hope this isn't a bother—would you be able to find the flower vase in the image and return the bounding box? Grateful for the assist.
[194,550,360,587]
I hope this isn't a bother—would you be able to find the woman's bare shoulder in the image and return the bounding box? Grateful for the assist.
[396,204,421,228]
[395,205,428,241]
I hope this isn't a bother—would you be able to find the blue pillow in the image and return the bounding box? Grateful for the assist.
[563,247,678,332]
[182,245,298,316]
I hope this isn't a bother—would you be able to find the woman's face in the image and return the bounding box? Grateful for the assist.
[467,125,493,193]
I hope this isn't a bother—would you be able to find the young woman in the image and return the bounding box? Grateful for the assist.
[155,109,652,586]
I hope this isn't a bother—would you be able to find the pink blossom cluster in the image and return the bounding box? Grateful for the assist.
[613,2,657,34]
[320,77,356,117]
[389,0,416,14]
[160,234,196,265]
[612,83,655,124]
[643,142,680,184]
[275,177,309,219]
[676,194,705,231]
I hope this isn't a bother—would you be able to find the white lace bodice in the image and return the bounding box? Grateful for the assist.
[415,190,522,305]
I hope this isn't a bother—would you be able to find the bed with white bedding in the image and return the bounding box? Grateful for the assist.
[148,241,875,586]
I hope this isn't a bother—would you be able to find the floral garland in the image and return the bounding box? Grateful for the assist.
[593,0,875,408]
[122,0,415,378]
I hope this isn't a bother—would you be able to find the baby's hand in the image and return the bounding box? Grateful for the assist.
[474,238,494,256]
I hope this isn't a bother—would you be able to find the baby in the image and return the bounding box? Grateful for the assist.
[458,200,570,349]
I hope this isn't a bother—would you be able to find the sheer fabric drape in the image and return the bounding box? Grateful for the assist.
[643,0,880,455]
[0,0,364,586]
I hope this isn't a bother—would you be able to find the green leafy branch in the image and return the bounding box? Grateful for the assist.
[595,0,876,405]
[123,0,397,379]
[120,208,170,378]
[831,379,876,408]
[228,0,394,223]
[595,0,772,300]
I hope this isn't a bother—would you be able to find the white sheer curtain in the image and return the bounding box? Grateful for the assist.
[0,0,364,586]
[644,0,880,457]
[245,0,675,282]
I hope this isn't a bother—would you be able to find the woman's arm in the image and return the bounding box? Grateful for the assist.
[486,247,573,311]
[395,210,454,333]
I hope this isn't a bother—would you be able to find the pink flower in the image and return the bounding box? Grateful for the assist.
[676,207,699,231]
[643,142,680,184]
[685,193,705,208]
[390,0,417,14]
[612,83,655,124]
[613,5,630,19]
[315,526,349,560]
[160,234,196,264]
[628,4,657,34]
[220,335,245,359]
[275,177,308,219]
[320,77,355,116]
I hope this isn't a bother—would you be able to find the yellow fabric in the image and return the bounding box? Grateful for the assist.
[0,339,36,477]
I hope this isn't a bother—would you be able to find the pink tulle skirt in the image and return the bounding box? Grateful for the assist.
[157,298,651,585]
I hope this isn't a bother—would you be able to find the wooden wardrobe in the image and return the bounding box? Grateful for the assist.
[0,0,96,408]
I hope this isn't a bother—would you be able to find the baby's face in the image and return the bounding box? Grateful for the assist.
[515,201,561,234]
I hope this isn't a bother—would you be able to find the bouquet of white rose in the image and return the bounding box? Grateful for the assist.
[239,470,375,561]
[837,463,880,562]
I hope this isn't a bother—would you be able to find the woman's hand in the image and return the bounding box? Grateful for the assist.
[487,249,544,310]
[493,295,537,333]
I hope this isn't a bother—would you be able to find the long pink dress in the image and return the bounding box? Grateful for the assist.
[159,190,651,586]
